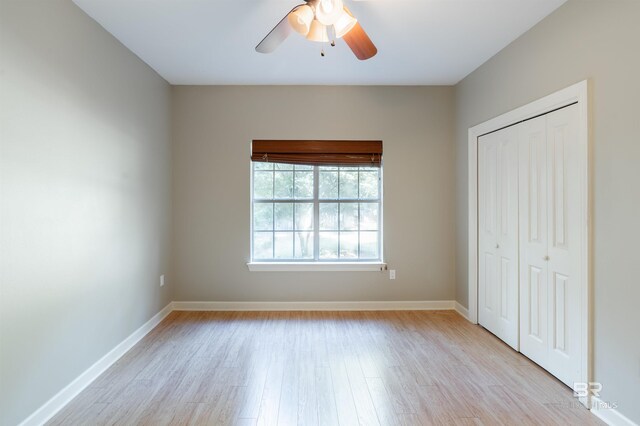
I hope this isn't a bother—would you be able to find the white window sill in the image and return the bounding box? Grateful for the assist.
[247,262,386,272]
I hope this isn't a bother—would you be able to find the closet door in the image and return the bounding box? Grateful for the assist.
[519,104,581,387]
[518,115,549,368]
[478,126,519,349]
[478,134,498,335]
[545,104,582,386]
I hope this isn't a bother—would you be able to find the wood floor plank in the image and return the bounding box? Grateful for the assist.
[367,377,401,426]
[397,413,424,426]
[213,385,246,425]
[46,310,602,426]
[315,366,339,426]
[343,353,380,425]
[236,352,270,420]
[255,353,285,426]
[277,353,298,425]
[298,361,319,425]
[328,347,360,426]
[379,366,417,415]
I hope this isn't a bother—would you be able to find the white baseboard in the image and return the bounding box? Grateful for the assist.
[454,301,469,320]
[591,397,638,426]
[172,300,456,311]
[18,303,173,426]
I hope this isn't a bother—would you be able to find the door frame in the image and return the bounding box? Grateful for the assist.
[467,80,591,404]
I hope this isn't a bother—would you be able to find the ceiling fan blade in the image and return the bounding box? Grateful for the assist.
[255,7,298,54]
[342,22,377,60]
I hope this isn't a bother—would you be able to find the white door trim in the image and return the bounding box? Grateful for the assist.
[467,80,590,402]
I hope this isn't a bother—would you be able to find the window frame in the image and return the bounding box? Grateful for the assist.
[249,162,384,267]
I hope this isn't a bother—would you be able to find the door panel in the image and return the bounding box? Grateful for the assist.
[500,257,509,319]
[478,137,498,333]
[519,115,549,367]
[528,265,544,341]
[478,126,519,349]
[484,252,495,309]
[546,104,581,387]
[495,130,519,349]
[552,272,569,353]
[518,104,581,388]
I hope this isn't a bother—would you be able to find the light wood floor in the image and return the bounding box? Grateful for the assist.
[48,310,601,425]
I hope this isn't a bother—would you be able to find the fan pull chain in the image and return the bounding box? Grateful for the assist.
[320,26,336,56]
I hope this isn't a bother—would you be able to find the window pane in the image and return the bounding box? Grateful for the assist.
[339,232,358,258]
[295,203,313,231]
[253,232,273,259]
[294,232,314,259]
[274,171,294,199]
[253,203,273,231]
[319,232,338,259]
[252,163,382,262]
[274,232,293,259]
[274,203,293,230]
[359,203,379,231]
[254,162,273,171]
[360,231,379,259]
[319,203,338,230]
[275,163,294,170]
[340,203,359,231]
[294,171,313,199]
[319,171,338,199]
[359,171,379,199]
[339,170,358,199]
[253,171,273,199]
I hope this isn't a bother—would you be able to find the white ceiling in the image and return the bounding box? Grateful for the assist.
[72,0,566,85]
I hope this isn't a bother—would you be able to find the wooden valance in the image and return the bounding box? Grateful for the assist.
[251,140,383,167]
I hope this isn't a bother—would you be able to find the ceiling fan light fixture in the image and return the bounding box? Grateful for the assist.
[333,9,357,38]
[255,1,377,60]
[306,19,328,42]
[315,0,344,26]
[287,5,314,35]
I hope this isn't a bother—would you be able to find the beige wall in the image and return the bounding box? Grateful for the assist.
[172,86,455,302]
[455,0,640,422]
[0,1,172,424]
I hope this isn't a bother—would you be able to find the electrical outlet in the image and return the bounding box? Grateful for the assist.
[160,274,165,287]
[389,270,396,280]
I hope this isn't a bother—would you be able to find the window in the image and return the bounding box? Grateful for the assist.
[251,162,382,262]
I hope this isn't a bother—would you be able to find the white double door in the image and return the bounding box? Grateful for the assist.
[478,104,582,387]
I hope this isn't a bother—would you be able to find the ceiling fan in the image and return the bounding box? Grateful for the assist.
[255,0,377,60]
